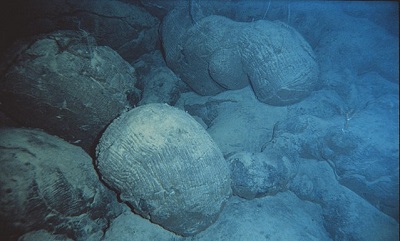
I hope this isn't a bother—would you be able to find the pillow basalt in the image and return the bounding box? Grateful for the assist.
[0,128,121,240]
[162,13,319,106]
[95,103,232,236]
[239,20,320,106]
[0,30,141,152]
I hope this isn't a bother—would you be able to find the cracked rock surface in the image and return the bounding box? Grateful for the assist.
[0,128,122,241]
[161,7,319,105]
[96,103,232,237]
[4,0,159,62]
[0,30,140,152]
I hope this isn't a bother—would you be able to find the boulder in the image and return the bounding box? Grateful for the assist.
[239,20,320,106]
[0,30,141,153]
[0,128,121,240]
[5,0,160,62]
[96,103,231,236]
[226,152,296,199]
[162,12,248,96]
[162,12,319,105]
[132,51,189,106]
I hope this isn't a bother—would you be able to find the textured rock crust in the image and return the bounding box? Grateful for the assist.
[162,12,248,96]
[227,152,296,199]
[162,12,319,105]
[0,30,140,152]
[0,128,121,240]
[240,20,320,106]
[132,50,189,106]
[96,103,231,236]
[18,230,73,241]
[6,0,160,62]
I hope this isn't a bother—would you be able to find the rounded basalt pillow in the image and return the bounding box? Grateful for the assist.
[0,128,121,241]
[240,20,320,106]
[226,151,296,200]
[95,103,232,236]
[162,12,318,104]
[0,30,141,153]
[161,12,249,96]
